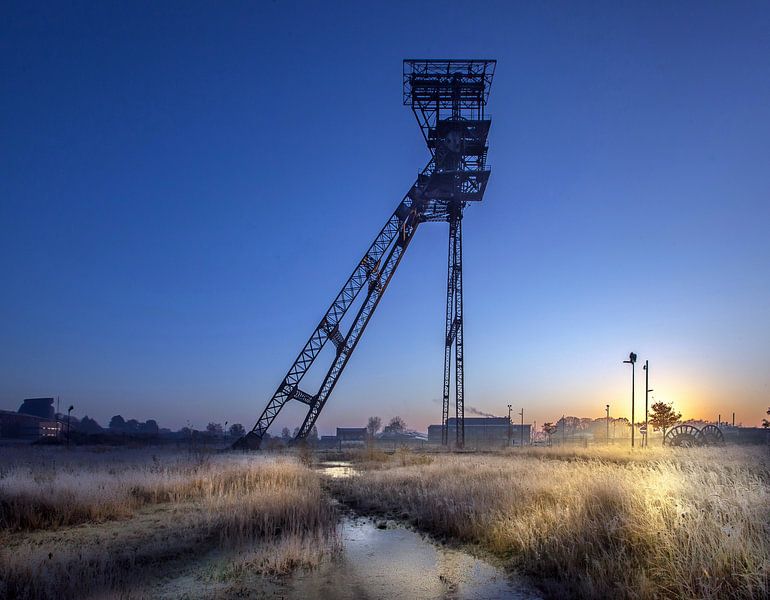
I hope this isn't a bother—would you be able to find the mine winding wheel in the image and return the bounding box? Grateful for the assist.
[697,424,725,446]
[664,424,701,447]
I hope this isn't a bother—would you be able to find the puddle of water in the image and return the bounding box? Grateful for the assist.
[143,464,540,599]
[282,517,540,600]
[316,460,357,478]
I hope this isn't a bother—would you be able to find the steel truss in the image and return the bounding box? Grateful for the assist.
[236,60,495,450]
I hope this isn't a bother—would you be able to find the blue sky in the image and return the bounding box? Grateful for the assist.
[1,1,769,433]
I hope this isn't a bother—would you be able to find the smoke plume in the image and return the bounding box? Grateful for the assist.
[466,406,496,418]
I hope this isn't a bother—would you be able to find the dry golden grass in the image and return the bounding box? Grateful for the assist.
[0,447,338,599]
[333,444,435,469]
[332,445,770,599]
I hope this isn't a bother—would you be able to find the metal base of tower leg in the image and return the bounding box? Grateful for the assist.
[232,431,262,450]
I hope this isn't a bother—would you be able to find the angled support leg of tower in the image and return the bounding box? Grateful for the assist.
[234,195,422,450]
[294,215,420,438]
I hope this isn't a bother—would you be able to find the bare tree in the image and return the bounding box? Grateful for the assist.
[366,416,382,438]
[383,416,406,434]
[281,427,291,440]
[229,423,245,438]
[542,422,558,446]
[206,422,223,437]
[762,407,769,429]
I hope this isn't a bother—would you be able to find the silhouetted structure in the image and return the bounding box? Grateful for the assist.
[236,60,496,450]
[428,417,530,447]
[0,410,60,439]
[336,427,367,443]
[18,397,55,419]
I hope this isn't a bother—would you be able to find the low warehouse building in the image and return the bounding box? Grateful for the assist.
[428,417,531,447]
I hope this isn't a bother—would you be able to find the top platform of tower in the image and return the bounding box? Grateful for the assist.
[403,59,496,146]
[403,60,496,110]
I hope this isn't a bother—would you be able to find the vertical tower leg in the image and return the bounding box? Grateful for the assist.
[441,210,464,449]
[441,218,457,446]
[454,216,464,449]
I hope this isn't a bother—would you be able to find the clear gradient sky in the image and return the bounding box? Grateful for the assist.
[2,2,769,433]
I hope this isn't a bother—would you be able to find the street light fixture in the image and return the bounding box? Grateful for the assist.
[507,404,512,447]
[643,360,652,448]
[623,352,637,448]
[67,405,74,448]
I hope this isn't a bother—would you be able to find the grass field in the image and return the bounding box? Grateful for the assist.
[334,445,770,599]
[1,444,768,599]
[0,447,338,598]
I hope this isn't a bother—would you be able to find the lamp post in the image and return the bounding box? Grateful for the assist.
[623,352,637,448]
[507,404,512,447]
[606,404,610,444]
[643,360,652,448]
[67,405,74,448]
[519,408,524,447]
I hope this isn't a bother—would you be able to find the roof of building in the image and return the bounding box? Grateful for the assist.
[18,398,55,419]
[0,409,46,421]
[378,430,428,441]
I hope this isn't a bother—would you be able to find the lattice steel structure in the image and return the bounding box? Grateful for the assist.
[234,59,496,450]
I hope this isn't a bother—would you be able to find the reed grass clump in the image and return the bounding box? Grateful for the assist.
[0,448,338,599]
[333,446,770,599]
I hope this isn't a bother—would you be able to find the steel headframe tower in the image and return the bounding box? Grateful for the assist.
[234,59,496,450]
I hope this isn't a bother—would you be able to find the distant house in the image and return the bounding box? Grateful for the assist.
[319,435,338,447]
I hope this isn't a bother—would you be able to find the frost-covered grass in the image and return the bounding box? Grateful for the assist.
[333,446,770,599]
[0,447,338,599]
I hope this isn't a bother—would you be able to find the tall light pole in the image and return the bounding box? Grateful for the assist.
[643,360,652,448]
[623,352,637,448]
[606,404,610,444]
[507,404,512,447]
[67,405,74,448]
[519,408,524,447]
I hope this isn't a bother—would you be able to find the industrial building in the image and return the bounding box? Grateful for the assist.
[336,427,367,443]
[428,417,531,447]
[0,398,61,440]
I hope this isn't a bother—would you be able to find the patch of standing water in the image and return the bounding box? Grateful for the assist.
[282,516,541,600]
[316,460,357,478]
